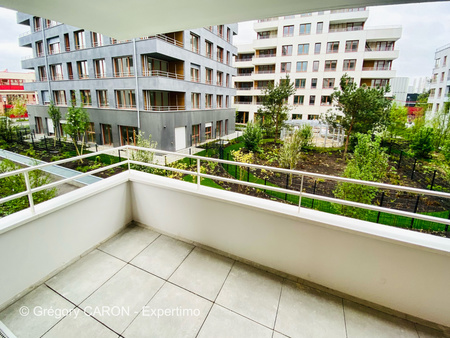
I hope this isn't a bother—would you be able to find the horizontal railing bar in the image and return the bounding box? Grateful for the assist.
[128,160,194,176]
[0,190,30,205]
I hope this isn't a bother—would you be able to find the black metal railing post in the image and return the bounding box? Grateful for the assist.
[410,195,420,228]
[247,166,250,182]
[430,170,437,190]
[411,159,417,180]
[397,151,403,169]
[376,192,385,223]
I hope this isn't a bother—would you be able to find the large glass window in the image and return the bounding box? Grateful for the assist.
[299,23,311,35]
[281,62,291,73]
[325,60,337,71]
[80,90,92,106]
[295,78,306,88]
[77,60,89,79]
[74,30,85,49]
[297,44,309,55]
[49,64,63,81]
[345,40,359,52]
[327,41,339,53]
[282,45,293,56]
[94,59,106,78]
[296,61,307,72]
[283,25,294,37]
[190,33,199,53]
[192,93,200,109]
[116,90,136,108]
[47,37,60,55]
[343,59,356,71]
[316,22,323,34]
[120,126,137,145]
[113,56,134,77]
[97,90,109,107]
[323,78,335,89]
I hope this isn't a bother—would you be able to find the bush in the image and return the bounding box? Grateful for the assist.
[242,122,262,152]
[410,127,435,159]
[442,140,450,161]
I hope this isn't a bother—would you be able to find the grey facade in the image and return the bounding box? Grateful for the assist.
[17,14,237,151]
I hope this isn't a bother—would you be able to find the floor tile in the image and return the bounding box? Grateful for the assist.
[275,281,346,338]
[0,285,74,338]
[215,262,283,328]
[130,235,193,279]
[80,264,164,333]
[169,247,233,301]
[122,282,212,338]
[344,300,419,338]
[415,324,449,338]
[46,250,126,305]
[197,304,272,338]
[98,225,159,262]
[42,311,118,338]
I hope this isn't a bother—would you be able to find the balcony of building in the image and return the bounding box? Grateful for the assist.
[0,147,449,337]
[143,90,185,111]
[142,31,184,49]
[329,7,369,23]
[141,54,184,81]
[253,20,278,32]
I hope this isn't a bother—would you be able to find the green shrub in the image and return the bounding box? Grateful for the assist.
[242,122,262,152]
[410,127,435,159]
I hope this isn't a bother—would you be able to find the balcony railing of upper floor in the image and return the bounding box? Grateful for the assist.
[257,34,277,40]
[236,73,253,76]
[235,58,253,62]
[330,7,366,13]
[116,103,136,109]
[142,70,184,80]
[365,46,395,52]
[257,17,278,22]
[362,66,392,71]
[328,26,364,33]
[235,87,253,90]
[142,35,183,48]
[143,105,186,111]
[255,54,276,58]
[113,71,135,78]
[254,70,275,74]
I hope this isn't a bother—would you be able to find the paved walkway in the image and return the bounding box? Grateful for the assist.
[0,149,102,185]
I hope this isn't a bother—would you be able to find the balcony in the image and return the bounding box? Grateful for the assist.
[0,148,449,336]
[142,70,184,80]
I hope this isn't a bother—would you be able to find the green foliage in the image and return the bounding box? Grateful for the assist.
[0,159,56,217]
[326,74,392,155]
[256,76,295,142]
[442,140,450,161]
[430,93,450,149]
[410,127,435,159]
[242,121,262,152]
[130,131,157,173]
[47,101,62,144]
[64,103,90,160]
[385,103,408,138]
[7,96,27,118]
[333,133,390,219]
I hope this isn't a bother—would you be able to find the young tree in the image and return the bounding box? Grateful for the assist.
[410,126,435,159]
[47,101,61,145]
[333,133,390,219]
[7,96,27,118]
[63,103,90,161]
[242,121,262,152]
[430,93,450,149]
[385,103,408,139]
[326,74,392,155]
[256,76,295,143]
[130,131,157,173]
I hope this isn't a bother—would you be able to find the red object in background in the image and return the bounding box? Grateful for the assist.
[0,85,25,90]
[8,110,29,118]
[407,107,423,122]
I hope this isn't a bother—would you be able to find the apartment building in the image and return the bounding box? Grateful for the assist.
[428,43,450,115]
[17,13,237,150]
[233,8,401,123]
[0,70,36,117]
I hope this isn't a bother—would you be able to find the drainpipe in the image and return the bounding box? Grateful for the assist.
[42,23,52,97]
[133,38,141,130]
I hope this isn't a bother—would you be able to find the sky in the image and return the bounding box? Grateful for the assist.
[1,2,450,79]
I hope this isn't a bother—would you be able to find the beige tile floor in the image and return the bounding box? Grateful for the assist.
[0,225,448,338]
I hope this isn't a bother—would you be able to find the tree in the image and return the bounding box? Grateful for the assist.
[430,93,450,149]
[47,101,61,145]
[410,127,435,159]
[326,74,392,155]
[256,76,295,143]
[333,133,390,219]
[7,96,27,118]
[242,121,262,152]
[63,103,90,161]
[385,103,408,139]
[278,125,312,185]
[130,131,157,173]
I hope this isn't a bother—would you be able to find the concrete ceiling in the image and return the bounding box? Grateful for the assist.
[0,0,443,40]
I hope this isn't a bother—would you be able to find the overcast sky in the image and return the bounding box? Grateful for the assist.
[1,2,450,80]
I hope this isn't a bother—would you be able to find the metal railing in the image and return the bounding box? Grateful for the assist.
[142,70,184,80]
[257,35,277,40]
[236,73,253,76]
[365,46,395,52]
[144,105,185,111]
[145,34,183,48]
[114,72,135,78]
[362,67,392,71]
[1,145,449,228]
[329,27,363,33]
[255,54,276,58]
[235,58,253,62]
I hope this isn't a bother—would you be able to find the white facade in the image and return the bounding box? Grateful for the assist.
[391,77,409,105]
[428,43,450,115]
[233,8,401,123]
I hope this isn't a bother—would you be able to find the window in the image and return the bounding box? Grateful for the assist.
[293,95,304,105]
[190,33,199,53]
[35,41,44,57]
[97,90,109,108]
[33,17,42,32]
[296,61,307,72]
[441,72,445,82]
[192,93,200,109]
[116,90,136,109]
[325,60,337,71]
[205,41,213,59]
[435,58,441,68]
[102,124,113,145]
[311,78,317,89]
[192,124,200,145]
[313,61,319,72]
[38,66,47,81]
[49,64,63,81]
[323,78,335,89]
[218,25,224,38]
[314,43,321,54]
[309,95,315,105]
[227,51,231,65]
[226,74,230,87]
[190,66,200,82]
[436,104,440,112]
[371,79,389,87]
[226,96,229,108]
[295,79,306,88]
[205,68,213,84]
[86,122,96,143]
[374,60,391,70]
[113,56,134,77]
[64,34,70,52]
[44,19,57,28]
[80,90,91,106]
[67,63,73,80]
[227,27,231,42]
[297,44,309,55]
[74,30,85,50]
[53,91,66,106]
[216,120,223,137]
[216,47,224,62]
[282,45,293,56]
[217,95,223,108]
[444,56,448,66]
[205,94,213,108]
[77,60,89,79]
[316,22,323,34]
[283,25,294,37]
[47,37,60,55]
[343,59,356,71]
[308,114,319,120]
[91,32,104,47]
[120,126,137,145]
[438,88,443,98]
[281,62,291,73]
[345,40,359,52]
[94,59,106,78]
[217,71,223,86]
[321,96,331,105]
[292,114,302,120]
[299,23,311,35]
[327,41,339,53]
[429,89,435,97]
[42,91,50,105]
